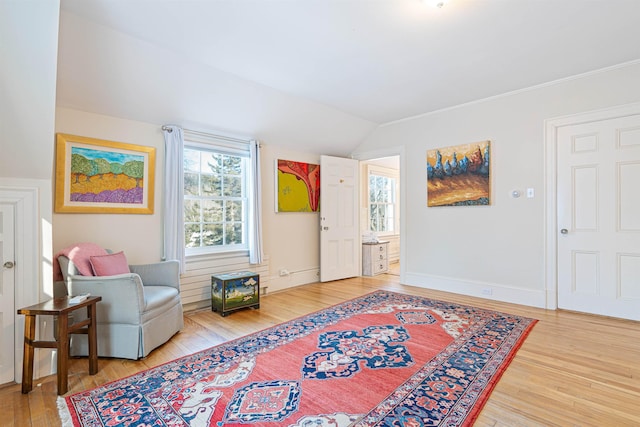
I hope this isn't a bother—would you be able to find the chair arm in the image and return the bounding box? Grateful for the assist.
[129,260,180,290]
[66,274,145,324]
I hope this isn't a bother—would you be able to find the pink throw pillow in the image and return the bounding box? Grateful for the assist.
[90,251,130,276]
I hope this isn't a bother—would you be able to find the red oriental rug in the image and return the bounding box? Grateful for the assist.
[58,290,537,426]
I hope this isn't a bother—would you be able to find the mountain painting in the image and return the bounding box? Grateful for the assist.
[427,141,491,207]
[55,133,155,214]
[70,146,145,204]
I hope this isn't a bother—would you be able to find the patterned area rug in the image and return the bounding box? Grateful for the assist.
[58,290,537,426]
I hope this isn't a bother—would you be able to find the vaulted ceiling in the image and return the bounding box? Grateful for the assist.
[57,0,640,155]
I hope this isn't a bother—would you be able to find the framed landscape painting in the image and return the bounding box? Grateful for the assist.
[427,140,491,207]
[55,133,155,213]
[276,159,320,212]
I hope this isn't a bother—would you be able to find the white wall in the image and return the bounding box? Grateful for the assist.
[54,108,323,296]
[56,10,376,158]
[261,145,321,292]
[353,62,640,308]
[54,108,165,263]
[0,0,60,381]
[0,0,59,180]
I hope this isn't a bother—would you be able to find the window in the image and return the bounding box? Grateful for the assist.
[368,166,398,234]
[183,134,252,256]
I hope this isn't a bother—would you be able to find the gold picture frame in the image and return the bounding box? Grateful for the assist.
[55,133,155,214]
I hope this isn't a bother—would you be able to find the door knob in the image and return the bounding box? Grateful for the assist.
[560,229,568,234]
[3,261,15,269]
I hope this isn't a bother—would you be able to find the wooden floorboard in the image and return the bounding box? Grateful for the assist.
[3,274,639,426]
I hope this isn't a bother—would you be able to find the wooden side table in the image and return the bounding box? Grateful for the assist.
[17,295,102,395]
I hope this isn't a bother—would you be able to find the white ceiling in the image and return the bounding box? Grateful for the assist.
[57,0,640,154]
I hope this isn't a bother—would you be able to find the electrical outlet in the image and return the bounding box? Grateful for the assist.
[481,288,493,296]
[279,269,289,276]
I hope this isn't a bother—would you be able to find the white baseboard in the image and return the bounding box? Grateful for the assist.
[403,272,547,309]
[268,268,320,294]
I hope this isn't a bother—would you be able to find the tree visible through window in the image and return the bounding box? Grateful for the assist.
[369,173,396,233]
[184,147,248,253]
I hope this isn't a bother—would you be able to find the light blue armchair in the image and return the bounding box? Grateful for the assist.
[58,255,184,360]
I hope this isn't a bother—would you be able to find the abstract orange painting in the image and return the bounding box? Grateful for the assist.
[276,159,320,212]
[427,141,490,207]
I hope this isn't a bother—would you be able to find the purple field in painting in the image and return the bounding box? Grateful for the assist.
[71,187,143,204]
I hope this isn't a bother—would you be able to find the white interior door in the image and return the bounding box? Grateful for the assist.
[0,203,16,384]
[557,113,640,321]
[320,155,359,282]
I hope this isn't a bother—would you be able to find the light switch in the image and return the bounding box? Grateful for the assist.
[526,188,534,198]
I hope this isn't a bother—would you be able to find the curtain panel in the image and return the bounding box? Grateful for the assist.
[248,139,263,265]
[162,125,186,273]
[163,126,263,269]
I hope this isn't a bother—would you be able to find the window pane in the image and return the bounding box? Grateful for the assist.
[202,200,223,222]
[370,204,378,231]
[185,223,201,248]
[225,200,243,221]
[225,223,243,245]
[369,176,376,202]
[184,173,199,195]
[368,172,396,233]
[377,205,386,231]
[380,187,389,203]
[184,145,249,254]
[385,205,395,232]
[184,149,200,172]
[376,175,384,189]
[184,199,200,223]
[202,152,222,174]
[202,224,223,246]
[201,174,222,196]
[389,178,396,199]
[223,156,242,175]
[375,177,384,202]
[224,175,242,197]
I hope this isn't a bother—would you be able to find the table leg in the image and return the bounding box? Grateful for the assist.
[57,312,69,395]
[87,303,98,375]
[21,315,36,394]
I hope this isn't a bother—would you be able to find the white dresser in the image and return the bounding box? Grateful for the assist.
[362,241,389,276]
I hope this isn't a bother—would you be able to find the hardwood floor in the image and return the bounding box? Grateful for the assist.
[3,274,639,426]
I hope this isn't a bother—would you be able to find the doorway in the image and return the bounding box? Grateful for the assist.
[545,102,640,320]
[355,150,403,280]
[0,185,41,386]
[0,203,16,384]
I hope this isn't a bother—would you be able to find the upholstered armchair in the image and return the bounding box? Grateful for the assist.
[58,254,184,360]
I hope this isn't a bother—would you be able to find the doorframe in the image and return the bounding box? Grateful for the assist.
[352,146,405,282]
[544,101,640,311]
[0,186,40,383]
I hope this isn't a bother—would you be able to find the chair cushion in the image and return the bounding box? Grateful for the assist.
[90,251,131,276]
[143,285,180,311]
